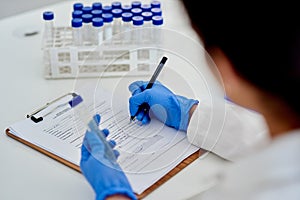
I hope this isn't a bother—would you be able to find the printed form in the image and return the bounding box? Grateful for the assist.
[8,88,199,194]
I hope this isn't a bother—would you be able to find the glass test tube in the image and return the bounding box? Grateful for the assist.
[92,17,104,45]
[131,1,142,8]
[73,2,84,11]
[102,13,113,42]
[152,15,163,44]
[151,0,161,8]
[132,16,144,45]
[43,11,54,41]
[92,2,102,10]
[112,1,122,9]
[72,18,83,46]
[121,12,133,44]
[141,11,153,43]
[82,14,93,42]
[112,9,123,36]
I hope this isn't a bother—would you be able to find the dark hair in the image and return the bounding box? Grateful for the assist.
[181,1,300,115]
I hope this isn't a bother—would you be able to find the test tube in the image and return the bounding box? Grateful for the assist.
[82,13,93,42]
[121,12,133,44]
[112,9,123,36]
[131,1,142,8]
[151,8,162,16]
[91,9,102,18]
[72,10,83,19]
[132,16,144,45]
[73,2,84,11]
[141,11,153,43]
[152,15,163,44]
[141,4,152,12]
[92,2,102,10]
[102,5,112,14]
[112,1,122,9]
[150,0,161,8]
[131,8,142,16]
[92,17,104,45]
[82,6,92,14]
[102,13,113,42]
[42,11,54,41]
[72,18,83,46]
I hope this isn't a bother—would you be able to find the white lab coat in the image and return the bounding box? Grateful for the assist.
[186,100,300,199]
[188,129,300,200]
[187,99,269,161]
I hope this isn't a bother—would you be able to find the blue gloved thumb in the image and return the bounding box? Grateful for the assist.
[128,81,147,95]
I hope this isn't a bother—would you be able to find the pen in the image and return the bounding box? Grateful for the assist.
[130,56,168,122]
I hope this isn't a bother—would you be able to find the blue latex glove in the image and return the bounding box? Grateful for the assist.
[80,114,137,200]
[128,81,199,131]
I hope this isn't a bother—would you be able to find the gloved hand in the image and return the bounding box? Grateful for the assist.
[80,114,137,200]
[128,81,199,131]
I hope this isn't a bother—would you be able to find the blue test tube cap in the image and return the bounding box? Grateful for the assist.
[102,13,113,23]
[131,8,142,16]
[112,8,122,18]
[141,11,153,21]
[72,18,83,28]
[82,6,92,14]
[91,9,102,18]
[121,5,132,12]
[151,7,162,16]
[122,12,133,22]
[112,1,122,9]
[92,2,102,10]
[151,0,161,8]
[92,17,104,27]
[131,1,141,8]
[43,11,54,20]
[152,15,163,26]
[102,5,112,13]
[72,10,83,18]
[73,2,84,10]
[141,4,151,12]
[82,13,93,23]
[132,16,144,26]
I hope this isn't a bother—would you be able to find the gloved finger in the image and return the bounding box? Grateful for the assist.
[93,114,101,125]
[136,111,145,121]
[129,91,151,116]
[113,149,120,158]
[81,141,90,161]
[102,128,109,137]
[108,140,116,148]
[83,131,105,156]
[141,114,151,124]
[128,81,147,95]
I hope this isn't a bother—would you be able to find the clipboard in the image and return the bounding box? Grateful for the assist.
[5,92,203,199]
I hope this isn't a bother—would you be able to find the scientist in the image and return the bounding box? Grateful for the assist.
[80,1,300,200]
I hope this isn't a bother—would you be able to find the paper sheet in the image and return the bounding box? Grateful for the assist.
[9,88,199,194]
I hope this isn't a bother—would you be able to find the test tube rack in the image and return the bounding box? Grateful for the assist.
[42,21,163,79]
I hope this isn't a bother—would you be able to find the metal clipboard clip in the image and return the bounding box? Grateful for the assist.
[26,92,79,123]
